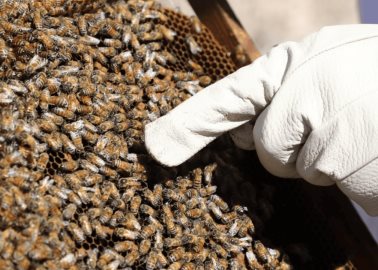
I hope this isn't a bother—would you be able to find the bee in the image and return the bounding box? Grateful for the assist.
[103,24,120,39]
[139,239,151,256]
[86,248,99,269]
[154,51,173,66]
[99,166,117,179]
[111,52,133,67]
[51,107,75,119]
[167,261,184,270]
[62,203,77,220]
[190,168,202,189]
[41,113,64,127]
[85,153,105,167]
[124,250,140,267]
[137,68,157,87]
[97,120,114,133]
[156,250,168,267]
[164,237,182,248]
[36,152,49,171]
[253,241,269,263]
[45,78,61,94]
[157,25,176,41]
[32,9,43,29]
[103,37,122,48]
[113,121,128,132]
[221,211,238,224]
[47,94,68,108]
[86,207,101,220]
[142,189,158,207]
[37,31,56,50]
[138,31,163,41]
[114,241,137,253]
[82,173,101,187]
[210,194,229,212]
[140,204,158,217]
[141,10,168,22]
[60,253,76,269]
[29,241,54,261]
[186,208,202,219]
[141,224,157,239]
[25,55,48,75]
[207,201,223,221]
[69,131,84,152]
[108,210,124,227]
[190,16,202,34]
[67,190,82,206]
[150,226,163,247]
[67,222,85,243]
[187,59,204,75]
[151,184,163,205]
[42,132,63,151]
[129,195,142,214]
[99,206,113,224]
[10,186,27,210]
[1,20,31,33]
[59,133,76,154]
[97,249,120,268]
[111,159,131,172]
[199,75,212,87]
[168,247,185,262]
[60,76,79,93]
[130,34,140,50]
[114,228,139,240]
[86,115,103,126]
[61,156,78,172]
[246,248,263,270]
[173,71,196,82]
[80,130,98,144]
[92,220,113,239]
[181,262,196,270]
[146,250,158,270]
[77,16,87,35]
[74,187,91,205]
[199,185,217,197]
[93,50,109,67]
[77,214,92,236]
[79,159,98,173]
[209,240,228,259]
[164,188,186,203]
[76,104,93,115]
[186,35,202,55]
[186,193,202,208]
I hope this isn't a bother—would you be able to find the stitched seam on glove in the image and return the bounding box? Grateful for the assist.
[340,155,378,189]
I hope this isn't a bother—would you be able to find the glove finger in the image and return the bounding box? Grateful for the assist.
[145,45,291,167]
[337,157,378,216]
[229,121,255,150]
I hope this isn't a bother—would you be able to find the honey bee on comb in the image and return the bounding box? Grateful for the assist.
[0,0,294,269]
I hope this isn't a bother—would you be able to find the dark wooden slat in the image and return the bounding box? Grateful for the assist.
[188,0,260,65]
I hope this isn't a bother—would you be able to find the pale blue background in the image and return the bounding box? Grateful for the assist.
[359,0,378,23]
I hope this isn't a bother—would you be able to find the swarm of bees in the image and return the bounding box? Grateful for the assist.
[0,0,292,269]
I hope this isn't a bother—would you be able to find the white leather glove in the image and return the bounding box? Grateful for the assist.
[145,25,378,216]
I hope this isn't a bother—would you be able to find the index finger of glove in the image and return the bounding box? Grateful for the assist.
[145,45,291,167]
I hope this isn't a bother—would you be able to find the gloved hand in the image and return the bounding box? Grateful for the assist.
[145,24,378,216]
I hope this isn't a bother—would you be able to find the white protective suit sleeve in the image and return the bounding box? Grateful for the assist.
[145,24,378,216]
